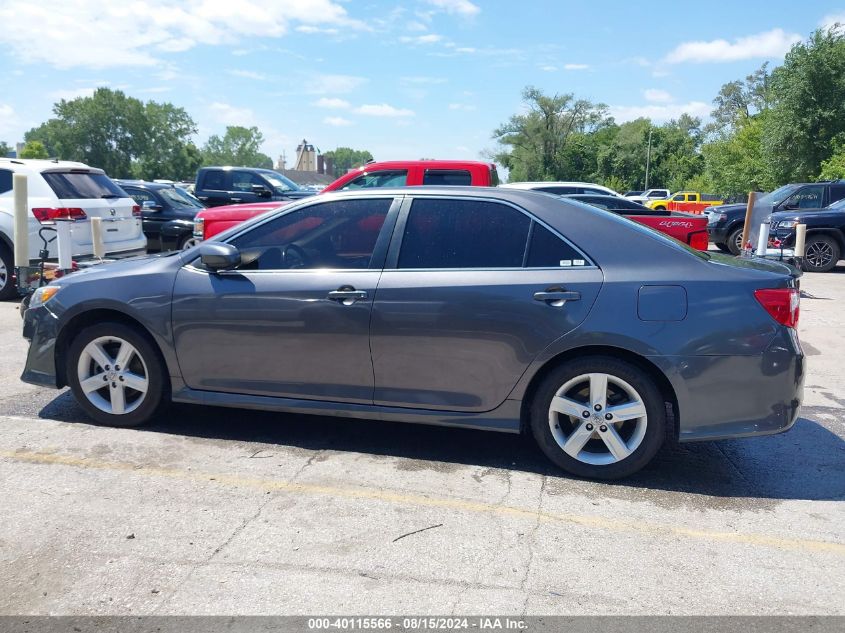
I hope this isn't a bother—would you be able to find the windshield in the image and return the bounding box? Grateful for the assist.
[159,186,205,209]
[762,184,801,206]
[263,172,300,193]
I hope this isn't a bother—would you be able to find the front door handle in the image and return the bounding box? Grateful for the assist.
[533,289,581,306]
[327,288,368,305]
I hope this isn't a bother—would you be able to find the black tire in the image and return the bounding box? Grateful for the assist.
[653,205,666,211]
[66,321,169,427]
[714,242,731,253]
[801,235,841,273]
[530,357,666,480]
[726,226,744,256]
[178,234,200,251]
[0,243,16,301]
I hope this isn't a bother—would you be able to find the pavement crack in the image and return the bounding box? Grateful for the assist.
[289,449,326,482]
[520,473,546,616]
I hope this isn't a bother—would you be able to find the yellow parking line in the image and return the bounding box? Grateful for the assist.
[3,449,843,555]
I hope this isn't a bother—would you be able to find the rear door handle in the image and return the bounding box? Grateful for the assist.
[327,288,368,305]
[533,290,581,306]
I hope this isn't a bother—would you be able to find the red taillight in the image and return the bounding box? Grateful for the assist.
[754,288,800,328]
[132,205,141,218]
[689,231,709,251]
[31,207,88,224]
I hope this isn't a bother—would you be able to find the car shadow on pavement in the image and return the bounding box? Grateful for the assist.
[36,391,845,503]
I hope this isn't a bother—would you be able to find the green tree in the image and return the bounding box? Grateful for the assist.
[0,141,10,157]
[709,63,771,133]
[819,136,845,179]
[201,126,273,168]
[493,86,611,181]
[763,28,845,181]
[18,140,49,159]
[323,147,373,177]
[703,114,777,196]
[25,88,198,179]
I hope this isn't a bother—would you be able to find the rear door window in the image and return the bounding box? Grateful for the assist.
[526,223,587,268]
[123,187,153,204]
[201,170,228,190]
[341,170,407,190]
[422,170,472,186]
[398,198,530,269]
[41,171,127,199]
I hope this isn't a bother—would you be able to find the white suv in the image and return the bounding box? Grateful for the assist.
[0,159,146,298]
[501,181,626,198]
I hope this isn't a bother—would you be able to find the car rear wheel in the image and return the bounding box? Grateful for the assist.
[801,235,840,273]
[714,242,730,253]
[726,226,744,256]
[67,322,169,427]
[653,205,666,211]
[530,357,665,479]
[0,245,16,300]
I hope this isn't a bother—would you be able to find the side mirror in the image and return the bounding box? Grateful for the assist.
[142,200,162,211]
[252,184,272,198]
[199,242,240,270]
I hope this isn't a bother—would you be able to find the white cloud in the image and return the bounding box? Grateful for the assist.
[306,74,367,94]
[354,104,415,117]
[448,103,476,111]
[323,116,352,127]
[665,28,801,63]
[821,13,845,30]
[296,25,339,35]
[400,33,443,44]
[227,69,267,80]
[609,101,711,123]
[540,65,558,72]
[209,102,257,127]
[426,0,480,17]
[564,63,589,70]
[314,97,351,109]
[48,87,98,101]
[643,89,672,103]
[0,0,365,69]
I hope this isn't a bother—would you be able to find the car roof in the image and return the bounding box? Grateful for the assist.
[115,179,172,190]
[0,158,95,172]
[501,181,614,189]
[344,160,494,172]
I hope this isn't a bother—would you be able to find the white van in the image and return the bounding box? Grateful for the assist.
[0,159,147,298]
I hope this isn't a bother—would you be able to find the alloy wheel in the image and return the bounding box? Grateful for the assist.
[806,241,834,269]
[76,336,149,415]
[181,237,200,250]
[0,259,7,292]
[547,372,648,466]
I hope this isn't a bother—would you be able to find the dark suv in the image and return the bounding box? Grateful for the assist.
[117,180,206,251]
[194,167,314,207]
[707,181,845,255]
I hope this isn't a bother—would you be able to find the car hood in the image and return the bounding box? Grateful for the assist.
[55,251,183,285]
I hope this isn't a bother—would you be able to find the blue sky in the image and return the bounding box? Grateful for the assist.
[0,0,842,168]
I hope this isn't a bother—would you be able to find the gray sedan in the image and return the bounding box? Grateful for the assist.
[20,188,804,479]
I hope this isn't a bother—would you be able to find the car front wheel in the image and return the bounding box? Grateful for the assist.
[801,235,841,273]
[530,357,665,479]
[67,322,169,427]
[726,226,744,256]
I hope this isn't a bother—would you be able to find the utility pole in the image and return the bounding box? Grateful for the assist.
[644,127,653,190]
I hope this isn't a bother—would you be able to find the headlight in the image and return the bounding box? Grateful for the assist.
[777,220,798,229]
[193,217,204,238]
[28,285,61,309]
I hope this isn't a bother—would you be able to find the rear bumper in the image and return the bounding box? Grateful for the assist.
[664,328,804,442]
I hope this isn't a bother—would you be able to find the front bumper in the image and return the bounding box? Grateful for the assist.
[21,304,61,388]
[707,224,730,243]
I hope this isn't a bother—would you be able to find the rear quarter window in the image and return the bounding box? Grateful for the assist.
[41,172,127,200]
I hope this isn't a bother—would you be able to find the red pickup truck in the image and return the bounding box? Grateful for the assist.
[565,194,709,250]
[193,160,499,241]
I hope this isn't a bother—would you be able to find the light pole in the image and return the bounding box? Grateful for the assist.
[644,127,653,190]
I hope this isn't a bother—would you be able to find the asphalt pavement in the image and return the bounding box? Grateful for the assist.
[0,263,842,616]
